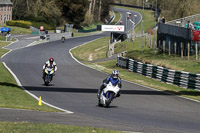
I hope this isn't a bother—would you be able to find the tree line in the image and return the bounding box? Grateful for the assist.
[11,0,113,28]
[115,0,200,21]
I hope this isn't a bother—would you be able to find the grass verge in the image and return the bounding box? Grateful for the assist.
[71,37,109,61]
[0,122,122,133]
[71,35,200,101]
[111,11,121,25]
[0,40,60,112]
[0,25,32,34]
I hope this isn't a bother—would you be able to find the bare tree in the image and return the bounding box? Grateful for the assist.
[98,0,102,21]
[92,0,96,14]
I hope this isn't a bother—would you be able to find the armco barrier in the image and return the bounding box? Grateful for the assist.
[117,57,200,90]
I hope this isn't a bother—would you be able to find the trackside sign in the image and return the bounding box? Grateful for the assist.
[101,25,124,32]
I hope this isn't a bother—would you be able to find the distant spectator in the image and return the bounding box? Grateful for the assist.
[188,21,195,30]
[162,16,165,23]
[119,20,122,25]
[160,16,165,23]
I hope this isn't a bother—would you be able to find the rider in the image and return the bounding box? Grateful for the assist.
[42,57,57,79]
[61,35,65,42]
[97,69,122,98]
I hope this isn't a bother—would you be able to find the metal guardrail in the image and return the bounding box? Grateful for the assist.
[117,56,200,90]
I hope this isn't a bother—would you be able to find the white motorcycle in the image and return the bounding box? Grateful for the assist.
[98,82,121,107]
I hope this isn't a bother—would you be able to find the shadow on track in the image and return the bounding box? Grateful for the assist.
[0,82,21,88]
[23,86,175,96]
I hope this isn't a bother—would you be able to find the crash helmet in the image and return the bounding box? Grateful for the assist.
[49,57,54,64]
[112,69,119,79]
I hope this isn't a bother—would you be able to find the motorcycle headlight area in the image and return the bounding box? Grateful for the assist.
[50,70,54,74]
[45,69,48,73]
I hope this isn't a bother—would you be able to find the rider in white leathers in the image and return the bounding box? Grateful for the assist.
[42,57,57,79]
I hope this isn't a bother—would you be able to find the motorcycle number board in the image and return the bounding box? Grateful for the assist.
[101,25,124,32]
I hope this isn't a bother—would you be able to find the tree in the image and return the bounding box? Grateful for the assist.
[11,0,62,26]
[56,0,89,28]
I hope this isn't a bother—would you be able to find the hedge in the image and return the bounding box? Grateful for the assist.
[6,20,32,29]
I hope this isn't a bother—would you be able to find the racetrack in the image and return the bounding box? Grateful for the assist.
[1,7,200,133]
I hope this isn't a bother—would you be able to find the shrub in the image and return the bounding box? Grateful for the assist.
[6,20,32,28]
[31,21,56,30]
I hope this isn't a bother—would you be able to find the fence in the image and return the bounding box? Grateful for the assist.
[30,26,40,34]
[157,23,200,58]
[117,56,200,90]
[166,14,200,27]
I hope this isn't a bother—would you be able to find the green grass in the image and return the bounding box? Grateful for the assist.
[0,25,32,34]
[0,122,122,133]
[82,22,102,30]
[73,31,103,37]
[0,36,6,41]
[0,42,9,56]
[0,41,60,112]
[111,11,121,25]
[71,37,109,61]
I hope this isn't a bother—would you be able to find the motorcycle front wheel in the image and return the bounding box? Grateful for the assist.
[98,98,103,107]
[105,92,114,108]
[44,75,49,86]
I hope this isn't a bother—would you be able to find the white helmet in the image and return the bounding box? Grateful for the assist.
[112,69,119,79]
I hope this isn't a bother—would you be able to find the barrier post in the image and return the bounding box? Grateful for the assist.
[188,43,190,60]
[181,42,183,58]
[169,41,171,56]
[196,42,198,60]
[158,40,161,53]
[174,42,176,57]
[163,40,165,54]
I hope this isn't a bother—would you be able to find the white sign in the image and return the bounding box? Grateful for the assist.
[102,25,124,32]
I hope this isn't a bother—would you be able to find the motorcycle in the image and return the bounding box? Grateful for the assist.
[43,67,54,86]
[61,36,65,43]
[98,82,120,107]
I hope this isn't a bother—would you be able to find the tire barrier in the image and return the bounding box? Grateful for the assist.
[117,56,200,90]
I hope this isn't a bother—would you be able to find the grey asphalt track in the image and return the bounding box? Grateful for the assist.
[1,7,200,133]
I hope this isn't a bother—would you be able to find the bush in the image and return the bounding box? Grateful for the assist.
[31,21,56,30]
[6,20,32,28]
[6,20,56,30]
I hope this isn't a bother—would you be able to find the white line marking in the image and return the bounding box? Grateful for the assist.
[1,49,12,58]
[1,39,18,58]
[25,36,40,39]
[2,38,19,49]
[69,38,107,74]
[2,62,73,114]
